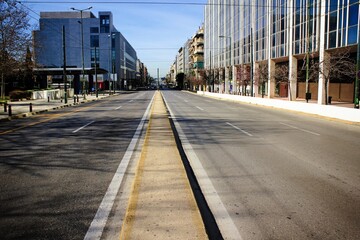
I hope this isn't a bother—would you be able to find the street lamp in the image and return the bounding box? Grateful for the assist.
[108,33,115,94]
[219,35,232,94]
[71,6,92,99]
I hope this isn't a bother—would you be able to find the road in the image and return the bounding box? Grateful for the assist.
[162,90,360,240]
[1,89,360,239]
[0,91,155,239]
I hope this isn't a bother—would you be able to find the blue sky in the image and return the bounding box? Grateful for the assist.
[21,0,206,78]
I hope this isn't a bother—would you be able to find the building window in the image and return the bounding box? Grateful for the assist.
[329,31,337,48]
[348,4,359,26]
[329,0,337,12]
[348,26,358,44]
[90,35,99,48]
[91,48,99,62]
[329,11,337,31]
[100,15,110,33]
[90,27,99,33]
[91,63,99,68]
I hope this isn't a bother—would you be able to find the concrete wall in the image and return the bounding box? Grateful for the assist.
[31,89,74,100]
[297,82,354,102]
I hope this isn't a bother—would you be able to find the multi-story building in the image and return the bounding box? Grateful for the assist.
[170,28,205,91]
[169,61,177,85]
[33,11,138,93]
[189,26,205,90]
[136,59,148,88]
[177,47,185,74]
[205,0,359,105]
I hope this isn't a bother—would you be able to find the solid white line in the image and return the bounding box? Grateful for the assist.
[162,93,242,240]
[115,106,122,110]
[196,106,204,111]
[72,121,95,133]
[226,122,253,137]
[279,122,320,136]
[84,92,155,240]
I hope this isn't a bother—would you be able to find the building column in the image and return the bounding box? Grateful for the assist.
[233,65,237,94]
[219,68,224,93]
[225,67,230,93]
[318,51,329,104]
[268,59,276,98]
[254,62,260,97]
[289,56,298,101]
[318,0,327,105]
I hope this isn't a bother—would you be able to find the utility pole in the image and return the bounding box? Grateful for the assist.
[157,68,160,90]
[112,46,115,94]
[95,46,98,98]
[250,28,254,97]
[355,1,360,108]
[71,7,92,99]
[62,26,67,104]
[210,50,214,92]
[305,0,311,102]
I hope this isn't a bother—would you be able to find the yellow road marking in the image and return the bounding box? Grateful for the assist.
[119,97,154,240]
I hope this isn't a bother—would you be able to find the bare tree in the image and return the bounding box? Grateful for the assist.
[0,0,31,98]
[275,63,296,99]
[198,69,210,91]
[255,62,268,98]
[237,65,250,95]
[307,49,356,104]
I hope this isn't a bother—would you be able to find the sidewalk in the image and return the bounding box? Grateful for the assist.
[119,91,207,239]
[0,93,111,121]
[197,91,360,123]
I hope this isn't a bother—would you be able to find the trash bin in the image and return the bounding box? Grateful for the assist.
[328,96,332,104]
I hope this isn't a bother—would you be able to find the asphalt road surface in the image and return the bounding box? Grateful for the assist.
[1,89,360,240]
[0,91,155,239]
[162,90,360,240]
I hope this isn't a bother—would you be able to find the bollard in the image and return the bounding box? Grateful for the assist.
[77,96,79,102]
[4,102,7,112]
[8,105,12,117]
[29,103,32,112]
[48,96,50,102]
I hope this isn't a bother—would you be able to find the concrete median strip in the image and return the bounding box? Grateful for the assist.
[119,91,207,239]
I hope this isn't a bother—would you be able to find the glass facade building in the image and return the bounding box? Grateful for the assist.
[33,11,138,92]
[204,0,359,104]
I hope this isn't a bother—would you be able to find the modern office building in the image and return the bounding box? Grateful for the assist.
[204,0,359,105]
[33,11,139,93]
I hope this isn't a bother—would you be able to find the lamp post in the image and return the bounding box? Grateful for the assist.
[71,6,92,99]
[355,1,360,108]
[108,33,115,94]
[250,27,254,97]
[219,35,232,94]
[94,46,98,98]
